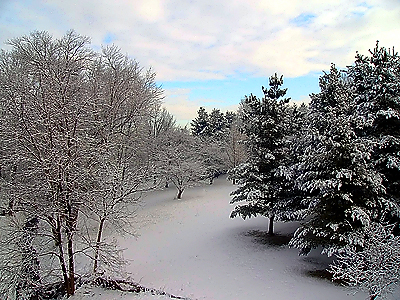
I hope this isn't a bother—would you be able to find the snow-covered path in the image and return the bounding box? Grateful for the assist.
[117,177,368,300]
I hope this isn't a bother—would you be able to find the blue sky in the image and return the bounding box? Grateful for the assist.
[1,0,399,125]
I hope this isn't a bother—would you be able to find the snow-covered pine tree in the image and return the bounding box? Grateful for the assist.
[191,107,233,139]
[208,108,227,139]
[329,222,400,300]
[191,107,234,183]
[289,65,386,255]
[348,42,400,229]
[191,107,211,137]
[229,74,293,235]
[276,102,310,222]
[224,111,236,127]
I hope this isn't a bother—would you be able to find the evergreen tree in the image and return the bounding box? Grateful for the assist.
[289,65,386,255]
[208,108,226,138]
[191,107,235,183]
[224,111,236,127]
[276,102,310,222]
[191,107,210,136]
[191,107,234,139]
[348,42,400,229]
[229,74,293,235]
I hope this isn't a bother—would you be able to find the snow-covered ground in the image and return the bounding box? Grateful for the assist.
[72,176,399,300]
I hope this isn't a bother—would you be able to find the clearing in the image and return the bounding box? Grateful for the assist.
[72,176,399,300]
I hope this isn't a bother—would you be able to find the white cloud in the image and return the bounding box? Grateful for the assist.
[137,0,165,23]
[291,95,312,106]
[162,88,199,126]
[162,87,239,126]
[2,0,397,124]
[1,0,398,81]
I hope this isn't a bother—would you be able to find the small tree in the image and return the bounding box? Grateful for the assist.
[229,74,292,235]
[329,223,400,300]
[160,129,207,199]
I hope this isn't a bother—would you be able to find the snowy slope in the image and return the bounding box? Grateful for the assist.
[71,176,399,300]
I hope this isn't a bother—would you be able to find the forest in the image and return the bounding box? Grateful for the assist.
[0,31,399,300]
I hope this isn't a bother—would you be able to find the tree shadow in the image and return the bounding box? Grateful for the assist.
[306,269,347,286]
[245,230,292,248]
[301,256,347,286]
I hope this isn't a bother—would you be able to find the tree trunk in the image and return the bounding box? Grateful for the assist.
[177,189,184,199]
[93,218,105,274]
[51,216,69,295]
[66,202,78,296]
[67,236,75,296]
[268,215,275,236]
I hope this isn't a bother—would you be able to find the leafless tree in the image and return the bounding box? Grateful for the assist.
[0,31,164,298]
[84,45,163,275]
[0,30,96,296]
[159,129,207,199]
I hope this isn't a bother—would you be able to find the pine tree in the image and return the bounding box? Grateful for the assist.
[208,108,226,138]
[348,42,400,229]
[277,102,310,222]
[191,107,210,136]
[224,111,236,127]
[229,74,293,235]
[289,65,386,255]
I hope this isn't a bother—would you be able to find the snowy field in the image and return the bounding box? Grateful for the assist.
[71,176,399,300]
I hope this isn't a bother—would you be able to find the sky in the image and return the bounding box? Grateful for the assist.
[1,0,399,125]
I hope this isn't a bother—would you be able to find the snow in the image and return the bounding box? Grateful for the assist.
[70,286,167,300]
[71,176,399,300]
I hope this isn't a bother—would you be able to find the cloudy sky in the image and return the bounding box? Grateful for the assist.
[1,0,399,125]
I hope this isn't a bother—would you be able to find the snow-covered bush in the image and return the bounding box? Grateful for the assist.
[329,223,400,300]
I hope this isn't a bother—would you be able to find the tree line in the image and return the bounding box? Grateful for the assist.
[0,30,223,299]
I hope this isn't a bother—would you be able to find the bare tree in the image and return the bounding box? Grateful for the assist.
[159,129,207,199]
[0,31,164,298]
[84,45,163,275]
[223,118,247,184]
[149,107,176,139]
[0,30,97,296]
